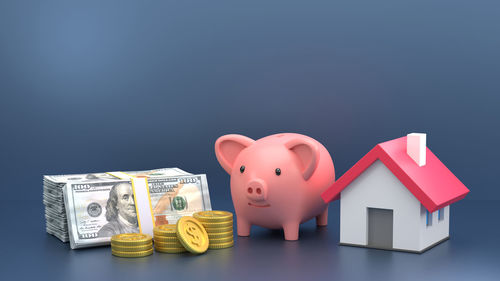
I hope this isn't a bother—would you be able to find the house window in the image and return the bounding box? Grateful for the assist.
[438,208,444,221]
[426,210,432,226]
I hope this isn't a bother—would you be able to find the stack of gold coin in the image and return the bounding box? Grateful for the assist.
[153,224,187,253]
[193,210,234,249]
[111,233,153,258]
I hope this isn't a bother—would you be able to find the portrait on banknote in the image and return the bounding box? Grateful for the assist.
[97,182,139,237]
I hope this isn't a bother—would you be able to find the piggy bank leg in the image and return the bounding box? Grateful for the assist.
[282,222,300,241]
[236,217,251,237]
[316,206,328,226]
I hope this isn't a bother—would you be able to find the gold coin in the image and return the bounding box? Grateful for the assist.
[208,240,234,249]
[176,216,209,254]
[193,211,233,223]
[112,248,153,258]
[154,240,184,248]
[154,245,186,251]
[204,226,233,233]
[153,235,180,242]
[208,231,233,239]
[153,231,177,238]
[154,232,177,238]
[153,224,177,236]
[200,221,233,228]
[111,243,153,252]
[154,247,187,254]
[111,233,152,246]
[209,236,234,244]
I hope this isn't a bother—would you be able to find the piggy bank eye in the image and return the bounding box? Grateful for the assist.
[275,168,281,176]
[240,166,245,173]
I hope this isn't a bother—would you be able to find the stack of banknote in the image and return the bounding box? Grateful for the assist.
[43,168,212,249]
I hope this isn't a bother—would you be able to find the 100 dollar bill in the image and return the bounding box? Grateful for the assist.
[63,174,211,249]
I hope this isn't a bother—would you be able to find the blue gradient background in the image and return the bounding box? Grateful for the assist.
[0,1,499,280]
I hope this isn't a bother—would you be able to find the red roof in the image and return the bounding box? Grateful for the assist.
[321,136,469,212]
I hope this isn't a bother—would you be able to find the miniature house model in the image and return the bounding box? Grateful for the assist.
[321,133,469,253]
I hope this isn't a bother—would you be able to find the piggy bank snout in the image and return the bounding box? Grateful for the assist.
[246,179,268,202]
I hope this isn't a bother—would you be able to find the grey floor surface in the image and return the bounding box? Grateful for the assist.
[0,200,498,281]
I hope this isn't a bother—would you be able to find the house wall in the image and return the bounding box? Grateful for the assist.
[419,204,449,250]
[340,160,422,252]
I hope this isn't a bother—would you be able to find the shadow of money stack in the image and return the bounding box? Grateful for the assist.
[153,224,187,253]
[111,233,153,258]
[193,211,234,249]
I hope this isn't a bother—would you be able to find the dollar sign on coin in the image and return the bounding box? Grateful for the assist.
[186,225,201,246]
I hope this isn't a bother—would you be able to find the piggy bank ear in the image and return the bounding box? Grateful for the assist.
[215,134,255,174]
[285,138,320,181]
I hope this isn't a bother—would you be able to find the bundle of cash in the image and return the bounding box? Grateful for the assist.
[43,168,212,249]
[44,172,117,242]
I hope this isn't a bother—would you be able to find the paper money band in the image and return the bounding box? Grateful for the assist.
[107,172,155,237]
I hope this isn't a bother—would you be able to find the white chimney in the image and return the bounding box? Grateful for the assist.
[407,133,426,167]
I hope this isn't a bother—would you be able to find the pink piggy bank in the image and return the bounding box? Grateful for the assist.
[215,133,335,240]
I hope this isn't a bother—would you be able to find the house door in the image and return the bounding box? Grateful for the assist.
[367,208,393,249]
